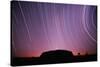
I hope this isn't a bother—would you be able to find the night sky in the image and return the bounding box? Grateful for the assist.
[11,1,97,57]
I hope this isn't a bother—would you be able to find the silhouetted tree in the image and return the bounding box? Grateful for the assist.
[78,53,81,56]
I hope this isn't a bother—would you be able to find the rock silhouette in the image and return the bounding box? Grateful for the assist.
[40,50,74,63]
[11,50,97,66]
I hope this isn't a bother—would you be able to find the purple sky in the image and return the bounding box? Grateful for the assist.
[11,1,97,57]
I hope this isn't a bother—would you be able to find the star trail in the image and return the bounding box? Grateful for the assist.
[11,1,97,57]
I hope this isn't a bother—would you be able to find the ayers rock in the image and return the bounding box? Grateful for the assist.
[40,50,74,63]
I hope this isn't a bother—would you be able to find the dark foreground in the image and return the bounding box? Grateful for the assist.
[11,50,97,66]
